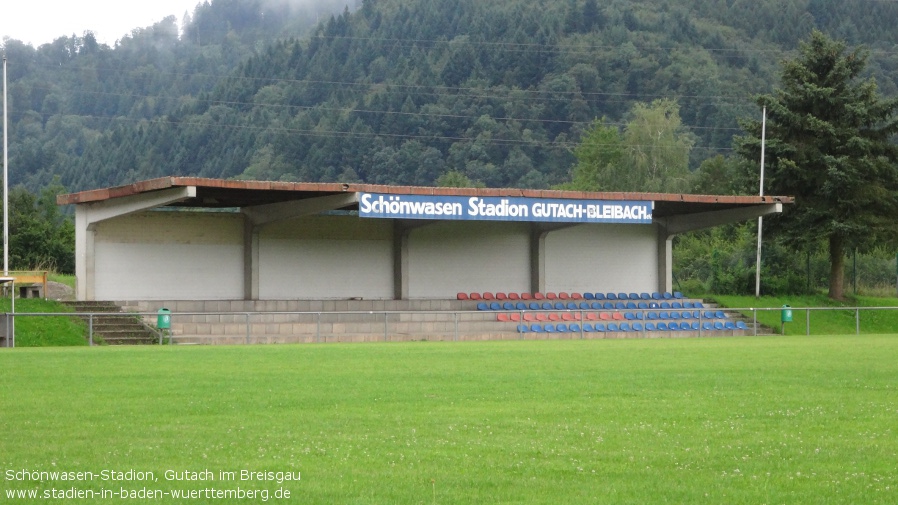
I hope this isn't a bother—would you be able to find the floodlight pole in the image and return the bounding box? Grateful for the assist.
[755,107,766,299]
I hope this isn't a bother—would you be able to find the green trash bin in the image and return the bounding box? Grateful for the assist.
[781,305,793,323]
[157,308,171,330]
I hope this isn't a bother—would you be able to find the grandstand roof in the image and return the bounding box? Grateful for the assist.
[58,176,792,219]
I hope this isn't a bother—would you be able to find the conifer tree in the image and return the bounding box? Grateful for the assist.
[737,30,898,299]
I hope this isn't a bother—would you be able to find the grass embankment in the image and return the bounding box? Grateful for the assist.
[707,294,898,335]
[1,338,896,504]
[0,298,88,346]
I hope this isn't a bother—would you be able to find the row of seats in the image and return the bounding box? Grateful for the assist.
[498,310,729,323]
[478,300,705,311]
[459,291,686,301]
[518,320,747,333]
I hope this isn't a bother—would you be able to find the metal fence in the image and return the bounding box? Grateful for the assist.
[2,306,897,348]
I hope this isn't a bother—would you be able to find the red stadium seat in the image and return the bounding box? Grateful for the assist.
[558,292,570,300]
[548,313,561,321]
[599,313,611,321]
[545,292,558,300]
[533,292,545,300]
[562,313,575,321]
[507,292,520,300]
[520,293,532,300]
[523,313,536,322]
[497,313,509,322]
[482,292,495,300]
[457,292,469,300]
[571,293,583,300]
[510,313,521,322]
[496,292,507,300]
[469,292,482,300]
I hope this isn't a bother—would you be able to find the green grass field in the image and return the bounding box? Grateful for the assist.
[2,337,896,504]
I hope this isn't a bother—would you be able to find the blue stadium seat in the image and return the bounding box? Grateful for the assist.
[619,322,631,332]
[702,321,713,331]
[594,292,606,300]
[531,324,544,333]
[681,311,692,319]
[566,302,578,310]
[554,302,566,310]
[628,293,640,301]
[713,321,724,330]
[541,302,553,310]
[569,323,581,333]
[659,311,670,320]
[632,322,644,332]
[671,302,683,309]
[656,322,668,331]
[669,311,680,320]
[694,302,705,309]
[651,292,662,300]
[477,302,489,311]
[715,310,726,319]
[591,302,603,310]
[607,293,618,300]
[529,302,541,311]
[516,302,527,310]
[594,323,606,332]
[703,311,716,320]
[607,323,619,332]
[679,321,691,331]
[556,323,568,332]
[490,302,501,310]
[615,301,627,310]
[579,302,590,310]
[644,322,656,331]
[617,292,629,300]
[690,321,700,331]
[661,302,671,309]
[640,293,651,300]
[626,301,637,309]
[663,292,673,300]
[583,292,594,300]
[646,312,658,320]
[724,321,736,330]
[637,301,648,309]
[582,323,594,332]
[736,321,748,330]
[683,301,694,309]
[503,302,515,310]
[674,291,685,299]
[603,302,614,310]
[545,324,557,333]
[624,312,636,320]
[517,324,529,333]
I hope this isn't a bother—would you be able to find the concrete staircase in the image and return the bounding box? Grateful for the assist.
[64,301,160,345]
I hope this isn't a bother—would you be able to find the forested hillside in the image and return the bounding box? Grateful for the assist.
[4,0,898,193]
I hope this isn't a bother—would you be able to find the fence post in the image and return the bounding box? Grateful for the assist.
[245,313,251,345]
[384,312,388,342]
[88,313,94,346]
[753,309,757,336]
[316,312,321,343]
[454,312,459,342]
[856,308,860,335]
[806,309,810,336]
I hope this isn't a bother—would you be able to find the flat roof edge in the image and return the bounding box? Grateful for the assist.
[57,176,794,206]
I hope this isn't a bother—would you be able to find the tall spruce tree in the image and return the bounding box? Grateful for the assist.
[737,30,898,299]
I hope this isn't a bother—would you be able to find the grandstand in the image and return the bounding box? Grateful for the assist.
[60,177,789,342]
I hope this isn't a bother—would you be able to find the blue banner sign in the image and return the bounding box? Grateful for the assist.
[358,193,653,224]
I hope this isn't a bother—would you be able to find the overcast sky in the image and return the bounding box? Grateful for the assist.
[1,0,201,47]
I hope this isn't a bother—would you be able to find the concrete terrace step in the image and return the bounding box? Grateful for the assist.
[63,301,161,345]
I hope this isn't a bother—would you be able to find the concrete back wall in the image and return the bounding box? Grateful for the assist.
[93,211,244,300]
[407,221,531,298]
[89,211,659,301]
[259,215,393,299]
[545,224,657,294]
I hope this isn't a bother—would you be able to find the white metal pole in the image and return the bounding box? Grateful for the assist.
[755,107,766,298]
[3,56,8,277]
